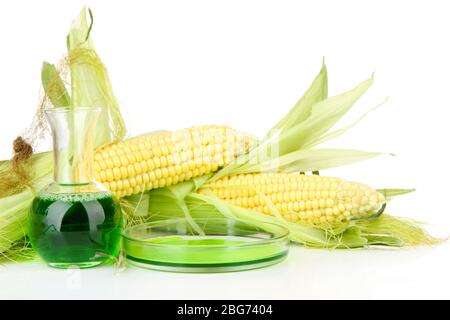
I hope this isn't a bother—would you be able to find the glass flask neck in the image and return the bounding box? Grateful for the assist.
[45,107,101,186]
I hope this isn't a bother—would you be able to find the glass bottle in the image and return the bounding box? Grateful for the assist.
[28,107,123,269]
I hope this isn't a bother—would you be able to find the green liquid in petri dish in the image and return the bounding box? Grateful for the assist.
[29,192,122,268]
[126,235,287,268]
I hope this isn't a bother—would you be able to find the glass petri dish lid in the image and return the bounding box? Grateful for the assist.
[122,218,290,273]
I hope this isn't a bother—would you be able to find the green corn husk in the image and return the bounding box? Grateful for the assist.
[211,64,381,181]
[0,153,52,260]
[41,62,70,108]
[66,8,126,147]
[0,8,127,261]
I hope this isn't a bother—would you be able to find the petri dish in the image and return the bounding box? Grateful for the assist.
[122,218,290,273]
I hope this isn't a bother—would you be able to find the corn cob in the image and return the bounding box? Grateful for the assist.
[198,173,385,225]
[94,126,256,198]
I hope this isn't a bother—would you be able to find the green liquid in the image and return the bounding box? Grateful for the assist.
[29,192,122,268]
[144,235,250,246]
[125,235,287,267]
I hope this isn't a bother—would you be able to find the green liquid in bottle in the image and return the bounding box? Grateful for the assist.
[29,191,122,268]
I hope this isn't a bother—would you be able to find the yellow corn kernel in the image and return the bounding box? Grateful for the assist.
[94,126,256,198]
[199,173,385,226]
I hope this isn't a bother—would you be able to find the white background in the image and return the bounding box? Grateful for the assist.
[0,0,449,300]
